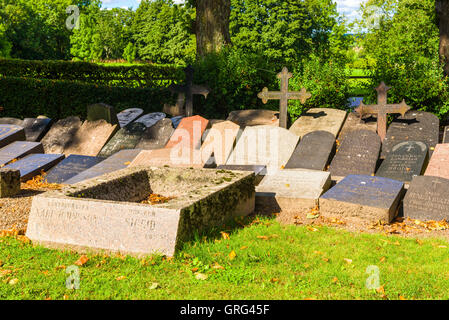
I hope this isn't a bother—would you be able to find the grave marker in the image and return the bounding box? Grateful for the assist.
[289,108,347,138]
[45,155,105,184]
[443,126,449,144]
[0,118,23,126]
[87,103,119,125]
[22,118,53,142]
[0,169,20,198]
[338,112,377,141]
[41,117,82,154]
[424,143,449,179]
[117,108,144,128]
[135,112,166,128]
[171,116,184,129]
[227,109,279,128]
[0,141,44,166]
[135,118,175,150]
[98,122,147,158]
[165,115,209,150]
[0,125,26,149]
[4,154,65,181]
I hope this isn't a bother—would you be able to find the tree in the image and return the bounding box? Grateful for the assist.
[436,0,449,76]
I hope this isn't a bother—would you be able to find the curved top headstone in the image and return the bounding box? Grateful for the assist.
[289,108,347,138]
[87,103,119,125]
[135,112,166,128]
[117,108,144,128]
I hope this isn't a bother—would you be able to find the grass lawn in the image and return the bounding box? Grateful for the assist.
[1,216,448,300]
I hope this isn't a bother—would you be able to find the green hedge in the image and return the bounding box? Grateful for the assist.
[0,58,185,88]
[0,76,174,120]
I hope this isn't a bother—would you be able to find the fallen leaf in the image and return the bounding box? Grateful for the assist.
[257,236,269,240]
[344,258,352,264]
[332,277,339,284]
[8,278,18,285]
[228,250,236,260]
[116,276,126,281]
[195,273,208,280]
[220,232,230,240]
[74,255,89,266]
[149,282,159,290]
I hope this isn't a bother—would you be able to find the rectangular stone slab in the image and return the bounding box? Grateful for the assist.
[227,109,279,127]
[165,115,209,150]
[41,117,82,154]
[26,167,255,257]
[0,125,26,149]
[256,169,331,224]
[216,165,266,185]
[320,175,405,223]
[337,112,377,142]
[3,153,65,181]
[64,149,141,184]
[22,118,53,142]
[289,108,347,138]
[0,141,44,166]
[97,122,147,158]
[44,154,105,184]
[135,118,175,150]
[403,176,449,221]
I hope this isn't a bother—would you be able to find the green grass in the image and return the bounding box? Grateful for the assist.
[1,216,449,300]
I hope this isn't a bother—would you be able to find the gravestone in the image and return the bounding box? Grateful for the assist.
[117,108,144,128]
[403,176,449,221]
[226,125,299,174]
[0,118,23,126]
[284,130,335,171]
[4,153,65,181]
[130,146,204,168]
[329,129,381,179]
[64,149,141,184]
[135,118,175,150]
[338,112,377,141]
[424,143,449,179]
[443,126,449,144]
[289,108,347,138]
[63,120,118,157]
[171,116,184,129]
[41,117,82,154]
[0,168,20,198]
[98,122,147,158]
[0,141,44,166]
[22,118,53,142]
[165,115,209,150]
[227,109,279,128]
[87,103,119,125]
[26,166,255,257]
[256,169,331,224]
[216,165,267,185]
[320,175,405,223]
[376,141,428,182]
[0,125,26,149]
[135,112,166,128]
[382,111,439,158]
[45,155,105,184]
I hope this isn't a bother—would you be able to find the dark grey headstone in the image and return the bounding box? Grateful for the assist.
[98,122,147,158]
[64,149,141,184]
[404,176,449,221]
[45,154,105,184]
[382,111,439,158]
[4,153,65,181]
[117,108,144,128]
[87,103,119,125]
[135,118,174,150]
[0,141,44,166]
[376,141,428,182]
[0,125,26,148]
[0,118,24,126]
[135,112,166,128]
[22,118,53,142]
[443,126,449,144]
[329,129,381,178]
[171,116,184,129]
[285,130,335,171]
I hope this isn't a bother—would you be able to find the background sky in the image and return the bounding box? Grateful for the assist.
[101,0,363,23]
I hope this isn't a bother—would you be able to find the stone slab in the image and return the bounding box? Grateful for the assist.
[171,116,184,129]
[227,109,279,127]
[135,118,175,150]
[376,141,428,182]
[226,125,299,174]
[98,122,147,158]
[63,120,118,157]
[117,108,144,128]
[45,155,105,184]
[129,146,204,168]
[3,153,65,181]
[0,118,24,126]
[256,169,331,224]
[135,112,166,128]
[216,164,266,185]
[22,118,53,142]
[320,175,405,223]
[41,117,82,154]
[337,112,377,142]
[0,168,20,198]
[26,166,255,257]
[403,176,449,221]
[64,149,141,184]
[382,111,439,158]
[165,115,209,150]
[285,130,335,171]
[289,108,347,138]
[329,129,381,179]
[87,103,119,125]
[0,125,26,149]
[0,141,44,166]
[424,143,449,179]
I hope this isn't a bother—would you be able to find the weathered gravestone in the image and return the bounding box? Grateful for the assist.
[338,112,377,142]
[227,109,280,128]
[0,118,24,126]
[320,175,405,223]
[98,122,147,158]
[289,108,347,138]
[443,126,449,144]
[403,176,449,221]
[226,125,299,174]
[329,129,381,179]
[216,165,267,185]
[63,120,118,157]
[381,111,439,158]
[285,130,335,171]
[376,141,428,182]
[165,115,209,150]
[135,112,166,128]
[0,168,21,198]
[22,118,53,142]
[424,143,449,179]
[0,141,44,166]
[45,155,105,184]
[41,117,82,154]
[0,125,26,149]
[3,154,65,181]
[26,166,255,257]
[87,103,119,125]
[171,116,184,129]
[256,169,331,224]
[117,108,144,128]
[135,118,175,150]
[64,149,141,184]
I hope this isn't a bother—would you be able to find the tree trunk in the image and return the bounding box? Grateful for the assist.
[436,0,449,76]
[196,0,231,57]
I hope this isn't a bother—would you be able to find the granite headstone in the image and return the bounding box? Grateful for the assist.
[22,118,53,142]
[4,153,65,181]
[0,141,44,166]
[289,108,347,138]
[0,125,26,149]
[117,108,144,128]
[135,118,175,150]
[135,112,166,128]
[424,143,449,180]
[87,103,119,125]
[41,117,82,154]
[45,154,105,184]
[98,122,147,158]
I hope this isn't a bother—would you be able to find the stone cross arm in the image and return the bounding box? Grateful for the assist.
[355,100,410,117]
[258,87,311,104]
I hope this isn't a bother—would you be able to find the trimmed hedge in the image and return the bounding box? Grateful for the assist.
[0,58,184,88]
[0,76,174,120]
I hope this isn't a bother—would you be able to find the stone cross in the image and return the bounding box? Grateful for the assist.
[257,67,311,129]
[167,65,210,117]
[355,82,410,142]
